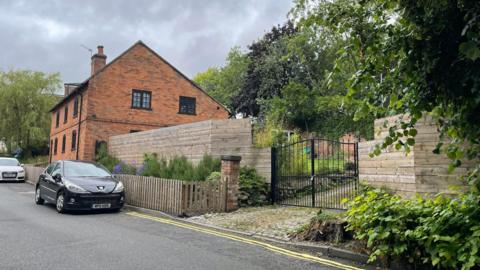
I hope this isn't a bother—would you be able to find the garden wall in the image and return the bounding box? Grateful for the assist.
[359,114,474,196]
[108,119,271,181]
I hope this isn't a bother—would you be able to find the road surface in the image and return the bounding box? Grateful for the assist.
[0,182,364,270]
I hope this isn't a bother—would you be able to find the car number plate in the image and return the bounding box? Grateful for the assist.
[3,173,16,178]
[92,203,111,209]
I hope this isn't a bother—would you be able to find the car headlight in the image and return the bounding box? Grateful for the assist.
[18,170,25,174]
[64,180,89,194]
[113,181,124,193]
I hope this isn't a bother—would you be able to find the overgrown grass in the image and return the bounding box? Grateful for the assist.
[279,153,347,175]
[19,155,49,166]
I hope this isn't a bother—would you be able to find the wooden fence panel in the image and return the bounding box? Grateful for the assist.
[182,181,226,216]
[115,174,226,216]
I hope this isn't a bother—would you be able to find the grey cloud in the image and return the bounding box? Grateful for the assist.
[0,0,291,83]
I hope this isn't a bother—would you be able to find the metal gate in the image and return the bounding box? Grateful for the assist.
[271,138,359,209]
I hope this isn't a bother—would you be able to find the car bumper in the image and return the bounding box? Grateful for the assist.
[0,174,25,181]
[63,191,125,211]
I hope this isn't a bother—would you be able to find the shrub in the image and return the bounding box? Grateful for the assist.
[206,171,221,182]
[141,153,162,177]
[96,145,136,174]
[140,154,220,181]
[95,144,120,172]
[344,187,480,269]
[112,161,137,175]
[238,166,269,206]
[193,154,221,181]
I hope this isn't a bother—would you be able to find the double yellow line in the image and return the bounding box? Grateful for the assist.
[126,211,364,270]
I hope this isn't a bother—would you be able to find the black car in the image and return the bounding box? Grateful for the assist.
[35,160,125,213]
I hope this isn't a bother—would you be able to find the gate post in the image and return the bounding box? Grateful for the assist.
[221,155,241,212]
[270,147,277,204]
[310,139,315,207]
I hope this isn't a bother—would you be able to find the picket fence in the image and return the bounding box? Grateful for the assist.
[24,166,225,216]
[115,174,227,216]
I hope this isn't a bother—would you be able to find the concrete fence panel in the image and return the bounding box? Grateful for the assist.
[24,165,45,185]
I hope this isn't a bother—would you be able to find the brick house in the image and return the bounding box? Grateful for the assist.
[49,41,229,162]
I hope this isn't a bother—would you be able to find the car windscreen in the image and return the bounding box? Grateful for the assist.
[63,162,111,177]
[0,159,19,166]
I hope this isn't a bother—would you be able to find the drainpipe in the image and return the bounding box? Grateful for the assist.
[75,93,84,160]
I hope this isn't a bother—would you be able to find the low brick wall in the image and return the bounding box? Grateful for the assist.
[359,114,473,196]
[108,119,271,181]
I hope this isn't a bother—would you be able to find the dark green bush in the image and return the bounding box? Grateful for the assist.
[238,166,269,206]
[95,144,120,172]
[344,187,480,269]
[194,154,221,181]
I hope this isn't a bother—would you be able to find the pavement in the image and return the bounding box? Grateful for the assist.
[0,182,367,270]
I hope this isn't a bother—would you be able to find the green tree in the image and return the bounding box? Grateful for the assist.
[193,46,250,109]
[232,21,297,116]
[294,0,480,189]
[0,70,60,156]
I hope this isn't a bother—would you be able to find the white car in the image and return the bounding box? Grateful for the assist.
[0,158,25,181]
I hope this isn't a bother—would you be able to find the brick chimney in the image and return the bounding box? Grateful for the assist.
[91,45,107,75]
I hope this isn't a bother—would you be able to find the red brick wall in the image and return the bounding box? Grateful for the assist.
[50,42,228,162]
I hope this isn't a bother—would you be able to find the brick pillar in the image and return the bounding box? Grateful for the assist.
[221,155,241,212]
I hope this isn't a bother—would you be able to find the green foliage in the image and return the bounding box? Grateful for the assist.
[253,118,295,147]
[313,209,343,223]
[141,153,220,181]
[238,166,269,207]
[194,154,221,181]
[95,144,120,172]
[193,46,250,109]
[278,149,345,175]
[0,70,60,156]
[206,171,221,182]
[293,0,480,189]
[195,17,374,140]
[95,144,136,174]
[233,21,297,116]
[19,155,49,166]
[345,187,480,269]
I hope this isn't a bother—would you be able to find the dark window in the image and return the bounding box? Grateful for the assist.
[64,106,68,123]
[46,162,56,175]
[54,138,58,155]
[179,96,196,115]
[73,96,79,117]
[130,130,141,133]
[64,161,111,177]
[95,140,107,156]
[61,135,66,153]
[51,163,61,177]
[55,112,60,127]
[71,130,77,150]
[131,90,151,109]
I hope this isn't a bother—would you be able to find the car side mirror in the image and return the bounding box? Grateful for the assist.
[53,174,62,182]
[20,164,24,167]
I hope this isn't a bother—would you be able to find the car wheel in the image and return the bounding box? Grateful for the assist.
[35,186,44,205]
[56,193,66,213]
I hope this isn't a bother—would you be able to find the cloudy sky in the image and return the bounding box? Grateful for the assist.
[0,0,292,84]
